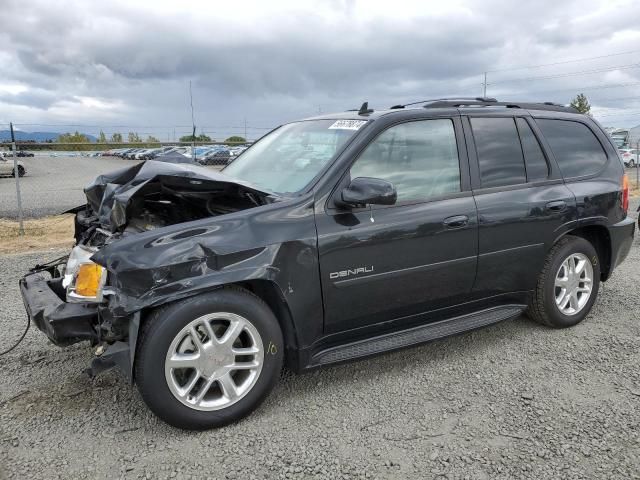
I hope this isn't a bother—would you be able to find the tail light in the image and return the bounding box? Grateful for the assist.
[622,173,629,214]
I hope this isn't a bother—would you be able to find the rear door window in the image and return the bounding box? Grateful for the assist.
[471,117,526,188]
[536,119,607,178]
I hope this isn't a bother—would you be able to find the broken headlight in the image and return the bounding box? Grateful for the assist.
[63,245,107,303]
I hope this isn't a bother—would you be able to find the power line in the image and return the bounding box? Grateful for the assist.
[486,49,640,73]
[501,81,640,96]
[489,63,640,85]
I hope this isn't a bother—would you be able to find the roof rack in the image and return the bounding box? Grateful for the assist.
[390,97,496,109]
[423,98,578,113]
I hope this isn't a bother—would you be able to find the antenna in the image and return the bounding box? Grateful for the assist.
[358,102,374,115]
[189,81,196,162]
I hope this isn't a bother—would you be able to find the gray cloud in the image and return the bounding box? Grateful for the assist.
[1,0,640,136]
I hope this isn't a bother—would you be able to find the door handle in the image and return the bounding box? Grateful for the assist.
[545,200,567,212]
[443,215,469,228]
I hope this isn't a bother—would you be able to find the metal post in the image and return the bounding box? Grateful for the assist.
[636,141,639,189]
[10,122,24,235]
[483,72,487,97]
[189,81,196,163]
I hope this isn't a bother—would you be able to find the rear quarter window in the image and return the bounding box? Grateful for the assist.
[536,119,607,178]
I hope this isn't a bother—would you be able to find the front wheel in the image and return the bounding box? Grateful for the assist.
[527,236,600,328]
[135,288,284,430]
[12,166,25,177]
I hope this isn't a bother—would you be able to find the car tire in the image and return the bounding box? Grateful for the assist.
[135,288,284,430]
[527,235,600,328]
[629,159,636,168]
[12,166,25,177]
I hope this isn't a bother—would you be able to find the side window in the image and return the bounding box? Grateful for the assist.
[516,118,549,181]
[350,119,460,202]
[536,119,607,178]
[471,117,526,188]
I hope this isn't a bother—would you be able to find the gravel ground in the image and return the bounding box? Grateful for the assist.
[0,213,639,479]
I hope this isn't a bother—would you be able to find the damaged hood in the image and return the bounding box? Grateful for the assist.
[84,160,275,231]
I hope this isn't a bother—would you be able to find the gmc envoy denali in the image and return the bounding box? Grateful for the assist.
[19,98,634,429]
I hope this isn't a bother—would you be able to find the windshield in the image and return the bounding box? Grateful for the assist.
[223,119,365,193]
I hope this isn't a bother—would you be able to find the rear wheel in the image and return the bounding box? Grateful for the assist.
[527,236,600,328]
[12,165,25,177]
[135,288,284,430]
[629,159,636,168]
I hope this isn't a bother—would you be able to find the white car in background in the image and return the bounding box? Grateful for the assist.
[0,156,26,176]
[620,148,639,167]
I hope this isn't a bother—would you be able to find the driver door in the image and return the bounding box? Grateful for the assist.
[315,117,478,333]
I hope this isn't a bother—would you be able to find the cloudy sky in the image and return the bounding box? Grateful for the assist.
[1,0,640,140]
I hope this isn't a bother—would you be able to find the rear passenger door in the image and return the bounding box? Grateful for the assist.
[464,115,577,297]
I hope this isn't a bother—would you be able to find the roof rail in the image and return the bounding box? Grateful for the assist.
[390,97,496,109]
[423,98,578,113]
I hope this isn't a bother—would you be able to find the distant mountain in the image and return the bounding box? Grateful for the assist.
[0,130,98,142]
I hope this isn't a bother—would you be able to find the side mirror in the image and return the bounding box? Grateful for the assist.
[341,177,397,207]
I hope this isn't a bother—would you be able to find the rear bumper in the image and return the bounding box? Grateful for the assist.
[607,216,635,277]
[19,273,99,347]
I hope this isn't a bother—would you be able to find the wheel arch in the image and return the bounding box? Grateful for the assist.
[230,279,300,370]
[555,224,612,281]
[132,279,300,382]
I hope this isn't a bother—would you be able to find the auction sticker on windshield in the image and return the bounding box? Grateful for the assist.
[328,120,367,130]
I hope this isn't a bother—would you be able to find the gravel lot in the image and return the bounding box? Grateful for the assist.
[0,155,225,219]
[0,155,138,218]
[0,208,639,479]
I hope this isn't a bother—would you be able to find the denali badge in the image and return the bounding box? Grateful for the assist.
[330,266,374,280]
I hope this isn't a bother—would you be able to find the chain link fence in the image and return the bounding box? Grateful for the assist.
[0,142,250,227]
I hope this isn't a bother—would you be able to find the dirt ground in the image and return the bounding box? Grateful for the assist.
[0,215,74,255]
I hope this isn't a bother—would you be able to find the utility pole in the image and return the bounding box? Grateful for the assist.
[10,122,24,235]
[244,117,247,141]
[483,72,487,97]
[189,81,196,162]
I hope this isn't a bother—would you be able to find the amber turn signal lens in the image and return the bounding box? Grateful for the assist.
[75,263,104,297]
[622,173,629,214]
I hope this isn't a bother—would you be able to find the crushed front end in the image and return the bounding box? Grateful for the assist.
[19,160,275,378]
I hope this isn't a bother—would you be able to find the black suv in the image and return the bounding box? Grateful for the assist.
[19,98,634,430]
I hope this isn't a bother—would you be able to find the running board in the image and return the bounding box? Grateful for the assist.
[310,304,525,367]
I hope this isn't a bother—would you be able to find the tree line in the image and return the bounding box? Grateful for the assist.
[8,131,248,151]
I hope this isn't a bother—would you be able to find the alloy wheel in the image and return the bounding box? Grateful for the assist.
[554,253,593,316]
[164,312,264,411]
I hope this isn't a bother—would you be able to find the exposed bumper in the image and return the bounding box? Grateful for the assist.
[608,216,635,277]
[19,273,99,347]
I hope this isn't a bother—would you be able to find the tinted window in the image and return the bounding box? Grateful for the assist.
[471,117,526,188]
[536,119,607,178]
[350,120,460,202]
[516,118,549,181]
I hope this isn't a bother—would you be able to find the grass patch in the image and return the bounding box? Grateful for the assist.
[0,215,74,254]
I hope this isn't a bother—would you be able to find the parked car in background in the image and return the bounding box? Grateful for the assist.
[16,151,35,157]
[197,148,232,166]
[133,148,157,160]
[124,148,144,159]
[619,148,638,167]
[0,156,26,176]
